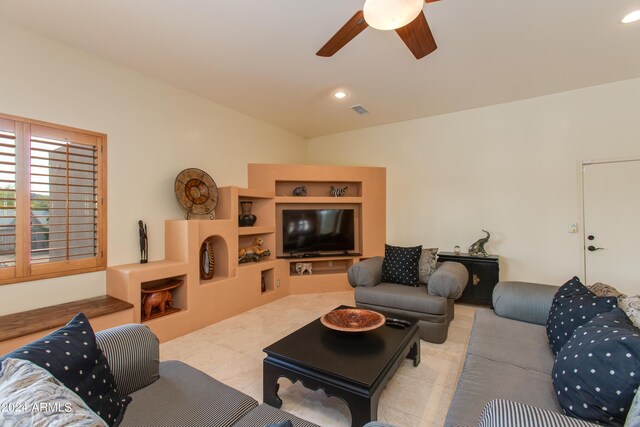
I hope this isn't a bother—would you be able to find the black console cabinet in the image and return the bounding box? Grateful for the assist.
[437,252,500,305]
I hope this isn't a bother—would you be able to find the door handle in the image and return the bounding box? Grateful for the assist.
[587,245,605,252]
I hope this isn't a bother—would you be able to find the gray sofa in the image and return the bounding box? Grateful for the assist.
[347,257,468,343]
[444,280,600,427]
[95,324,317,427]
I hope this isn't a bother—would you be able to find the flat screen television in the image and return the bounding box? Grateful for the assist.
[281,209,355,255]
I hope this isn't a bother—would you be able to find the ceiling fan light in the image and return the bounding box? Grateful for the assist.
[622,10,640,24]
[363,0,424,31]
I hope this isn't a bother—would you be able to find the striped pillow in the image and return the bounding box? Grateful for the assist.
[476,400,600,427]
[95,324,159,396]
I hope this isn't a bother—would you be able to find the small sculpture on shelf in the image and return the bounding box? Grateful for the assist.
[295,262,313,275]
[140,279,182,320]
[468,230,491,257]
[238,201,257,227]
[292,185,307,197]
[142,290,173,320]
[238,237,271,263]
[138,220,148,264]
[329,186,348,197]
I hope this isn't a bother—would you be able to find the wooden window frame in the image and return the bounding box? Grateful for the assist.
[0,113,106,285]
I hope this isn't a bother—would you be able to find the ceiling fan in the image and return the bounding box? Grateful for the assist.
[317,0,440,60]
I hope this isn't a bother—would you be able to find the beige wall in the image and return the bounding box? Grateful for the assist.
[0,23,306,315]
[307,77,640,285]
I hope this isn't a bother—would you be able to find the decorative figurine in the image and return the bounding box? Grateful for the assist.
[238,237,271,263]
[329,186,348,197]
[453,245,461,255]
[295,262,313,275]
[140,279,182,320]
[292,186,307,197]
[468,230,491,257]
[138,220,148,263]
[238,201,257,227]
[142,290,172,320]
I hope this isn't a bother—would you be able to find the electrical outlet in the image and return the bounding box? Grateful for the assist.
[276,279,280,288]
[328,260,333,268]
[569,222,578,233]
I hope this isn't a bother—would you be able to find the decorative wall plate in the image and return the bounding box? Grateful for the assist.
[175,168,218,219]
[321,308,386,332]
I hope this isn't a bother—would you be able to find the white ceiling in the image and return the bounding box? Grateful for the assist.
[1,0,639,137]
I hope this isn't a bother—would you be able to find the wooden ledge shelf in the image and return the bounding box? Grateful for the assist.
[238,225,275,236]
[276,196,362,204]
[282,255,361,262]
[238,188,275,199]
[143,307,181,322]
[0,296,133,343]
[108,259,188,275]
[237,258,279,270]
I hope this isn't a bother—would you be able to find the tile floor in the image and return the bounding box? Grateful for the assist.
[160,291,477,427]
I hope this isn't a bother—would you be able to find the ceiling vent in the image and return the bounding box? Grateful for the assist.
[350,105,369,115]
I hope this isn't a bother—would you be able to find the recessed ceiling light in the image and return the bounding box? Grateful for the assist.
[622,10,640,24]
[333,90,348,99]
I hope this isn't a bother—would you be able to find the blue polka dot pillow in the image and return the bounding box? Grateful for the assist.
[552,308,640,426]
[382,244,422,286]
[546,276,618,355]
[1,312,130,426]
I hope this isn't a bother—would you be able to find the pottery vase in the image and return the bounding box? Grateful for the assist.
[238,201,257,227]
[199,241,215,280]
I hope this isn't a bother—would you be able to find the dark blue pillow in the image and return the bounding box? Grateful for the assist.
[1,312,130,426]
[546,277,618,355]
[552,308,640,426]
[382,244,422,286]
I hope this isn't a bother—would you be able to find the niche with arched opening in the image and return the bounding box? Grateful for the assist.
[199,235,229,284]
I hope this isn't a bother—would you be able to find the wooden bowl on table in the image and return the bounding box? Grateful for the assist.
[320,308,386,332]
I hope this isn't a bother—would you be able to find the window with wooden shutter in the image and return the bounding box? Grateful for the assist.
[0,113,106,285]
[0,119,17,278]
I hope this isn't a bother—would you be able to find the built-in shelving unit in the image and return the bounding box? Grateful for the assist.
[106,164,385,342]
[275,181,362,197]
[249,164,385,294]
[238,225,275,236]
[287,257,357,276]
[106,259,191,339]
[261,268,275,294]
[107,186,284,342]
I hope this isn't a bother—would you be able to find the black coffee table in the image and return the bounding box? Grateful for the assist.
[263,306,420,427]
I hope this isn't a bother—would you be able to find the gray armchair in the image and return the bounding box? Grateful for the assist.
[347,257,468,343]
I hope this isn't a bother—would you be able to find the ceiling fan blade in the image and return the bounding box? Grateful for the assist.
[424,0,440,3]
[316,10,369,57]
[395,11,437,60]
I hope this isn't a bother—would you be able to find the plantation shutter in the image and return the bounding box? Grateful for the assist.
[0,118,17,279]
[0,114,106,285]
[28,125,104,276]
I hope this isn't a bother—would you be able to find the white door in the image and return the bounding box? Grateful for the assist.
[582,159,640,295]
